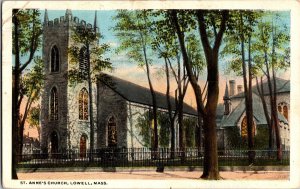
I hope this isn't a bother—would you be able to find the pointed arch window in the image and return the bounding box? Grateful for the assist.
[283,106,288,121]
[79,46,88,78]
[278,106,282,113]
[241,116,255,139]
[79,88,88,120]
[50,87,58,120]
[50,45,59,72]
[107,116,117,147]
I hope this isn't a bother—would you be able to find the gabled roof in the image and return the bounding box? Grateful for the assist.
[231,77,290,99]
[220,93,288,127]
[98,74,197,116]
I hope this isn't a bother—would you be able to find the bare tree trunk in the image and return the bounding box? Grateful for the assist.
[18,95,34,158]
[202,112,219,179]
[164,58,177,158]
[87,44,94,161]
[256,77,273,151]
[12,9,19,179]
[271,26,282,160]
[239,14,254,164]
[271,65,282,160]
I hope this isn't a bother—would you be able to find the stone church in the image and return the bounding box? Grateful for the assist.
[216,78,290,150]
[40,10,197,156]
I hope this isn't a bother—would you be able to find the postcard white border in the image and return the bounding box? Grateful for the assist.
[2,1,300,188]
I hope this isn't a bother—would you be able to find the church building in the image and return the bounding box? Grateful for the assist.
[40,10,197,156]
[216,78,290,150]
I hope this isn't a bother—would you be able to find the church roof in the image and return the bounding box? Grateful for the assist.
[230,77,290,99]
[98,74,197,116]
[220,93,288,127]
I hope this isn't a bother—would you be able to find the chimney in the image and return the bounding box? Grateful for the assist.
[237,85,243,94]
[229,80,236,96]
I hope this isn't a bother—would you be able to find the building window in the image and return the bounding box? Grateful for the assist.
[278,106,282,113]
[50,45,59,72]
[283,106,288,121]
[278,102,289,121]
[79,88,88,120]
[50,87,58,120]
[107,116,117,147]
[241,116,255,139]
[79,46,88,78]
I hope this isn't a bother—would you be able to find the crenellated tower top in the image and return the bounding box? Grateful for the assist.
[43,9,99,33]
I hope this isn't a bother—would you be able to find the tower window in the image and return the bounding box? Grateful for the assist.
[79,88,88,120]
[79,46,88,77]
[50,87,58,120]
[50,45,59,72]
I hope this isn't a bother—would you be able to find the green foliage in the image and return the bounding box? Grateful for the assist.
[21,57,44,100]
[158,112,170,147]
[135,110,171,148]
[252,15,290,76]
[28,105,41,137]
[136,111,151,148]
[225,126,270,150]
[183,117,197,148]
[114,10,154,67]
[67,26,112,87]
[221,11,290,77]
[221,10,262,76]
[12,9,42,56]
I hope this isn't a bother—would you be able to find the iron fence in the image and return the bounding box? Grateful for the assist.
[17,148,289,168]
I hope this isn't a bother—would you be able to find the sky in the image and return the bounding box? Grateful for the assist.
[43,9,290,104]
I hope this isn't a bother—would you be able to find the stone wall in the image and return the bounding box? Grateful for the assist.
[96,81,128,148]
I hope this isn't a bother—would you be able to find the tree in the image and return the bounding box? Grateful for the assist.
[151,11,204,159]
[170,10,229,179]
[253,14,290,160]
[12,9,42,179]
[18,57,44,156]
[222,11,261,164]
[114,10,159,153]
[68,20,112,160]
[28,105,41,141]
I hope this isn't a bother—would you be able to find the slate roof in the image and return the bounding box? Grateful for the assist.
[231,77,290,99]
[220,93,288,127]
[98,74,197,116]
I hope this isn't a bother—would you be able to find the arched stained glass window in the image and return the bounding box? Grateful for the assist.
[50,87,58,120]
[79,88,88,120]
[50,45,59,72]
[107,116,117,147]
[283,106,288,121]
[241,116,255,139]
[79,46,88,77]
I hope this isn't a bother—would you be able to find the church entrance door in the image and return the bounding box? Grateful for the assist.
[50,131,58,156]
[80,135,87,158]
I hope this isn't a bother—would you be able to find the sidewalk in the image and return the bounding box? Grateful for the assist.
[17,170,289,180]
